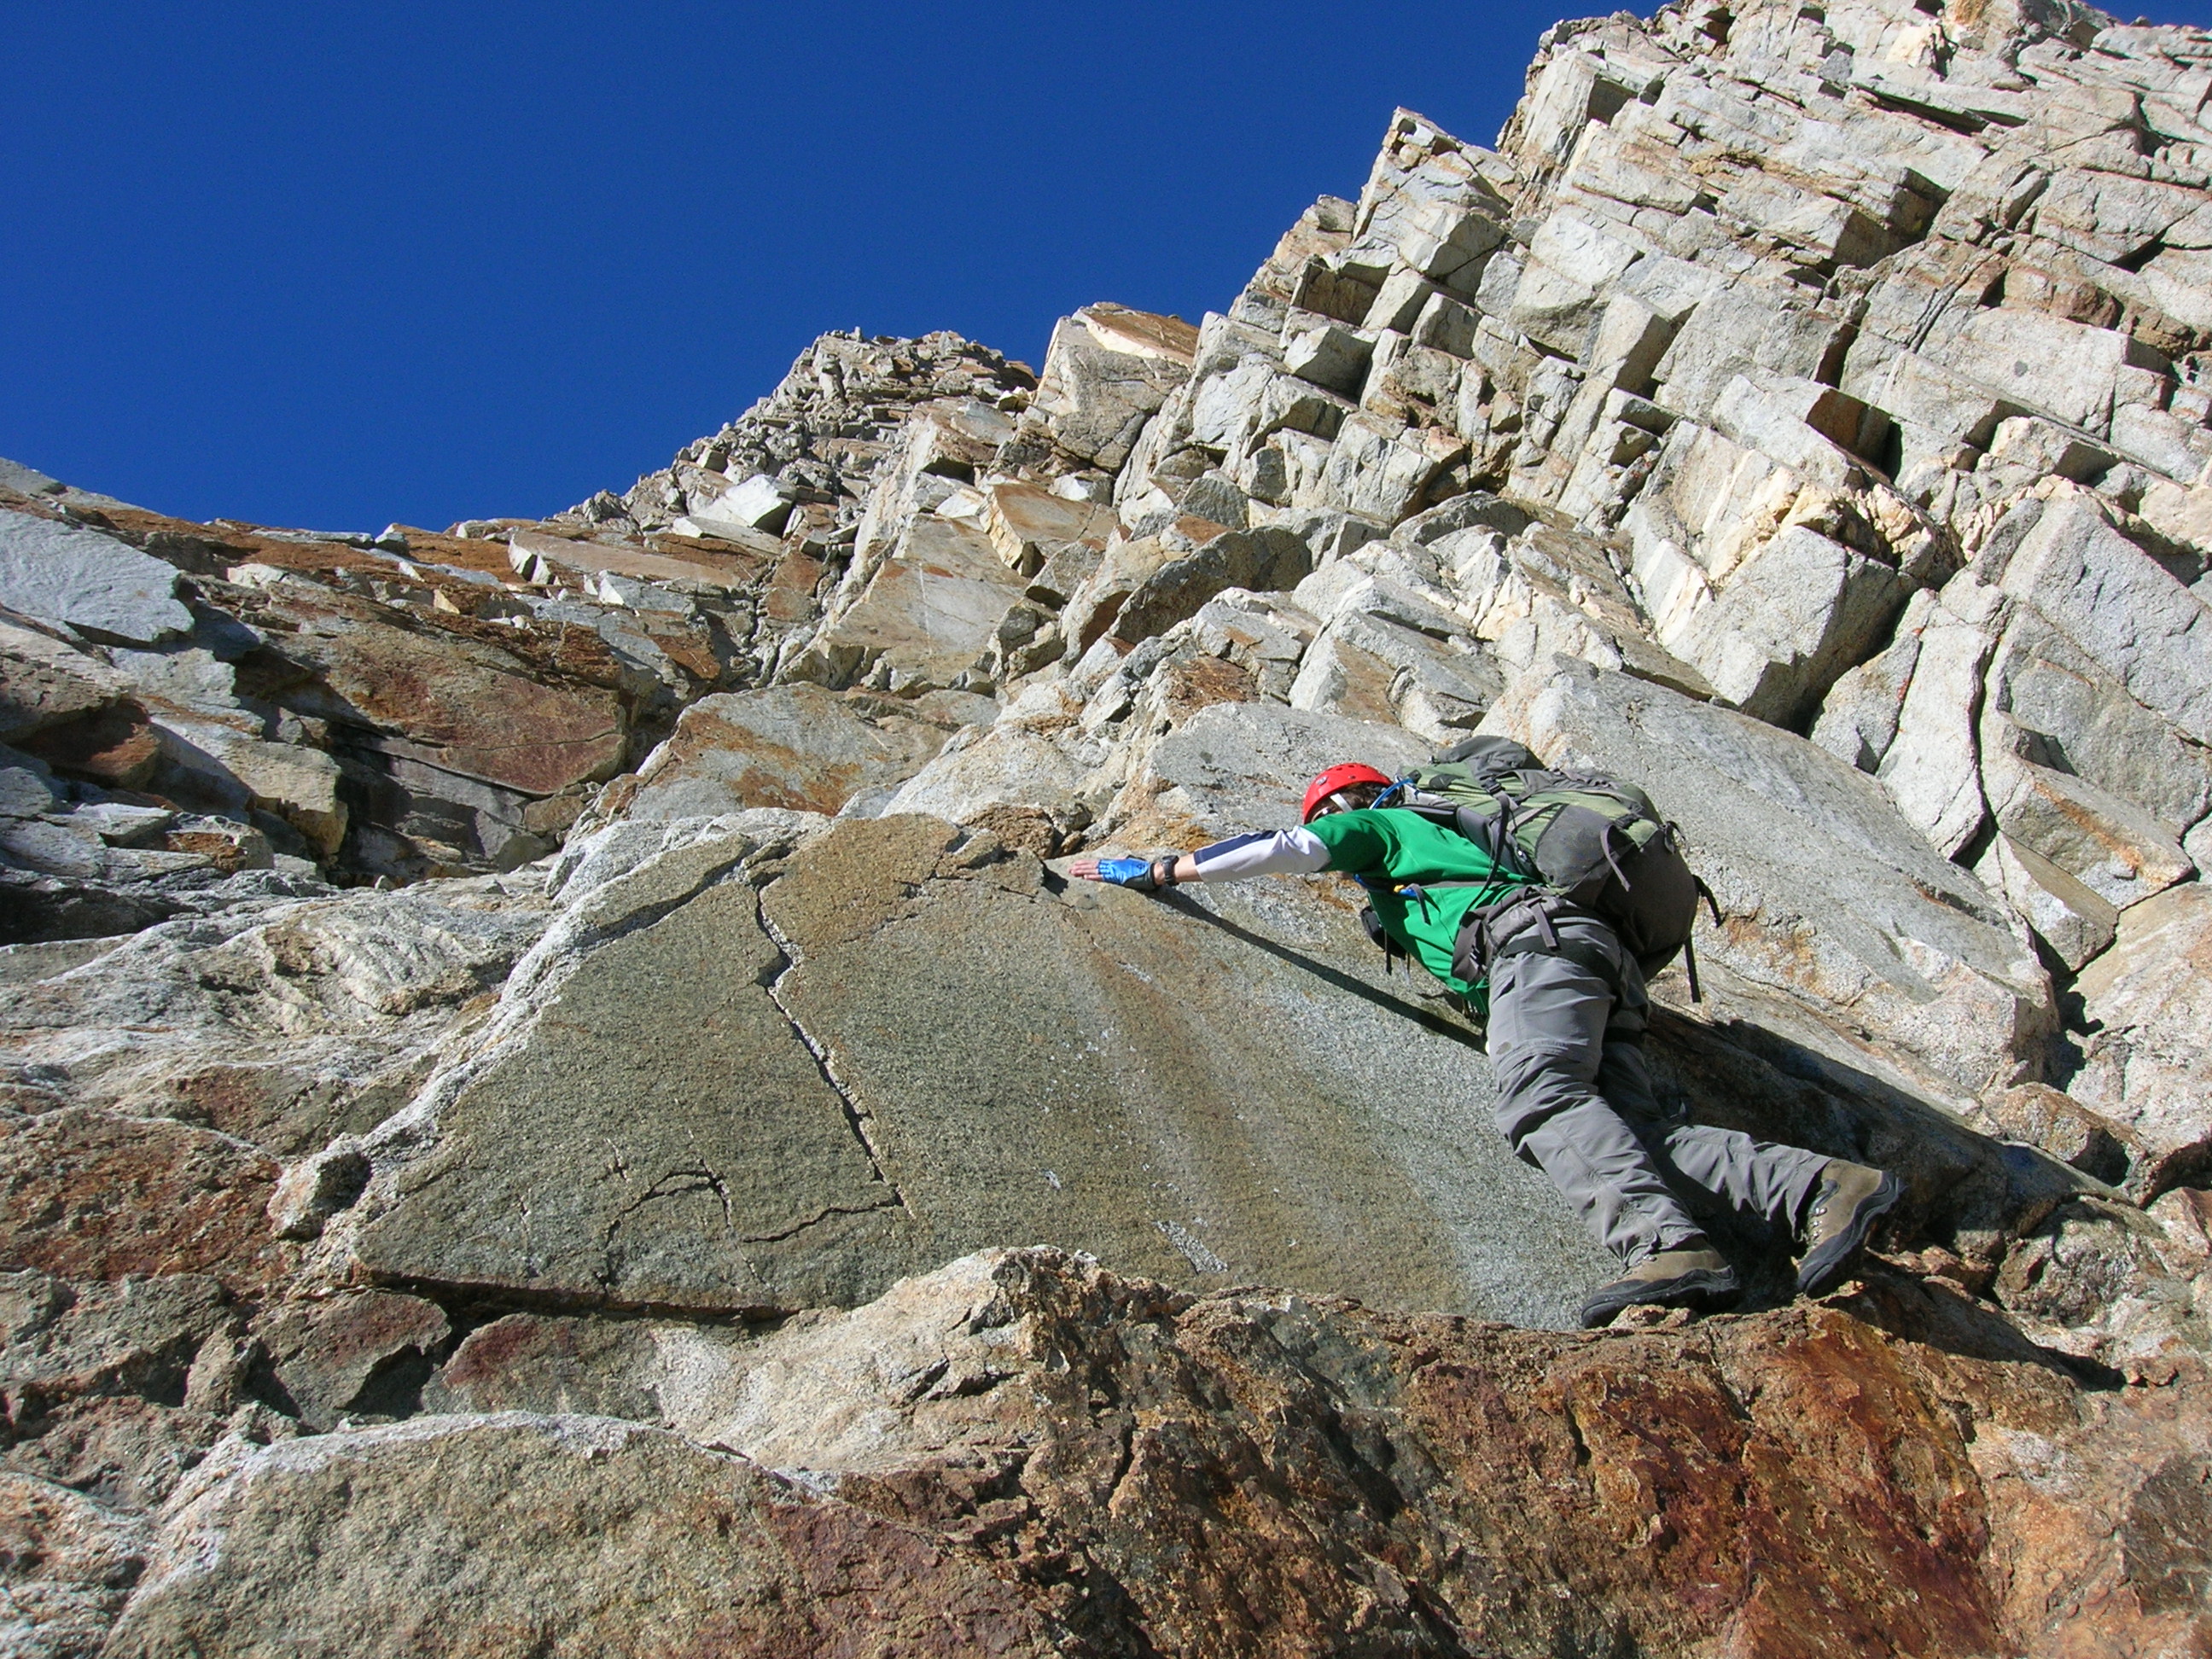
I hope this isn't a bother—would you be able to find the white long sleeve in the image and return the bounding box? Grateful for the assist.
[1187,827,1332,881]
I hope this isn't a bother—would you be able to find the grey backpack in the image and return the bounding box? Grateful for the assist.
[1387,735,1717,992]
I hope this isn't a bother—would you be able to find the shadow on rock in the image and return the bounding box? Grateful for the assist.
[1153,886,1487,1055]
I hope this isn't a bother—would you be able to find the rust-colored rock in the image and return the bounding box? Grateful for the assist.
[0,613,131,744]
[0,1109,291,1293]
[79,1249,2212,1656]
[0,1470,153,1656]
[129,1057,427,1159]
[15,702,162,790]
[679,1250,2212,1657]
[419,1313,669,1421]
[256,1291,451,1430]
[253,587,626,796]
[3,1394,230,1511]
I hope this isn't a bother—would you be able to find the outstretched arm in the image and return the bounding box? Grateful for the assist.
[1070,828,1335,888]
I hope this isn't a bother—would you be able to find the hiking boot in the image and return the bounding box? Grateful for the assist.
[1796,1161,1904,1296]
[1579,1247,1741,1329]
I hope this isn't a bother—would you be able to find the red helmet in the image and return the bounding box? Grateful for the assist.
[1301,763,1394,824]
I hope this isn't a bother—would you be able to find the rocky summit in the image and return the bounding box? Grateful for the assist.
[8,0,2212,1650]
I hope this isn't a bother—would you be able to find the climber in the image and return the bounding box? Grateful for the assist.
[1069,754,1904,1328]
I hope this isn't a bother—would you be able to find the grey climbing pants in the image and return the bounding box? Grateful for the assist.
[1481,899,1831,1267]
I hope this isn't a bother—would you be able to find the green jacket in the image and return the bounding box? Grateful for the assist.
[1303,807,1533,1004]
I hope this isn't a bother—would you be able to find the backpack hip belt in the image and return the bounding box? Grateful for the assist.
[1450,890,1607,986]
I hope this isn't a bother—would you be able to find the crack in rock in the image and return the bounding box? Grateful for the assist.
[754,899,910,1214]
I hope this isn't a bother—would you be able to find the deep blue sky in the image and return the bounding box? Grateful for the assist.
[6,1,2210,531]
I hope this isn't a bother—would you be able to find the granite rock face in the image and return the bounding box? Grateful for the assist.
[11,0,2212,1649]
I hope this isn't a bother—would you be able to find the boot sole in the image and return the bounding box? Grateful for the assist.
[1579,1267,1743,1330]
[1796,1172,1905,1297]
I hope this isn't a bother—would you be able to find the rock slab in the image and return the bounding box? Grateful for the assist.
[358,812,1612,1326]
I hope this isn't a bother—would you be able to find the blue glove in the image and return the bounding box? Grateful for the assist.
[1097,857,1173,892]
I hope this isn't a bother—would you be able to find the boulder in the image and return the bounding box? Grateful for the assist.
[1985,598,2212,842]
[1968,1082,2135,1187]
[1289,607,1500,739]
[1984,495,2212,749]
[1810,590,1929,771]
[1874,579,2002,858]
[102,1414,1061,1659]
[254,586,627,799]
[1108,698,1431,840]
[419,1313,684,1421]
[1174,590,1320,703]
[1651,285,1850,422]
[1394,192,1509,293]
[256,1292,451,1431]
[1025,304,1199,470]
[1108,525,1313,647]
[1980,720,2195,912]
[1057,533,1178,656]
[765,815,1615,1325]
[684,473,795,537]
[1971,834,2119,972]
[0,614,134,743]
[1838,337,2012,449]
[1442,523,1714,697]
[0,511,193,646]
[2070,882,2212,1196]
[978,481,1114,577]
[791,517,1027,692]
[0,880,551,1154]
[1484,661,2052,1102]
[876,719,1099,839]
[356,794,1616,1327]
[2,1394,231,1516]
[1709,374,1885,481]
[1508,212,1645,359]
[601,684,958,822]
[0,1265,227,1371]
[1313,415,1463,525]
[1924,309,2157,436]
[0,1471,152,1659]
[1663,525,1906,727]
[1622,422,1803,631]
[266,1142,374,1237]
[1283,318,1377,399]
[162,723,348,857]
[1989,1190,2212,1366]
